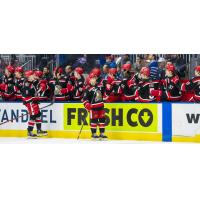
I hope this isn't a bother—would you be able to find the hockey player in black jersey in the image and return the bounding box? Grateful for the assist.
[82,72,107,140]
[181,65,200,102]
[14,66,24,101]
[21,70,47,138]
[160,64,182,101]
[72,67,85,100]
[135,67,161,102]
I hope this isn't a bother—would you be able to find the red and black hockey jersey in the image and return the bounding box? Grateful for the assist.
[0,75,15,101]
[49,77,73,101]
[82,85,105,111]
[33,79,51,101]
[14,77,25,100]
[135,79,160,102]
[21,79,38,104]
[72,75,85,100]
[103,76,122,102]
[182,76,200,102]
[120,75,138,101]
[161,75,182,101]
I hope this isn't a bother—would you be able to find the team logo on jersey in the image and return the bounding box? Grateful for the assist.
[25,82,30,87]
[95,90,102,102]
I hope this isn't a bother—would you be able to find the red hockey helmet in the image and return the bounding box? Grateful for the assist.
[122,63,131,71]
[91,67,101,77]
[15,66,24,73]
[25,70,34,78]
[195,66,200,72]
[109,68,117,75]
[75,67,84,75]
[54,67,63,74]
[88,72,96,79]
[34,70,43,78]
[166,64,175,72]
[6,65,15,74]
[140,67,150,77]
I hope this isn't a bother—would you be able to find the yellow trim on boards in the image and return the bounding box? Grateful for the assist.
[172,134,200,143]
[0,130,162,141]
[1,130,200,142]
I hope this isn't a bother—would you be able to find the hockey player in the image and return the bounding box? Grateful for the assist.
[63,65,76,86]
[21,70,47,138]
[49,67,74,101]
[135,67,161,102]
[72,67,85,100]
[181,66,200,102]
[104,68,123,102]
[0,65,16,101]
[34,69,51,101]
[160,64,182,101]
[91,67,102,84]
[14,66,24,101]
[120,63,138,101]
[82,72,107,140]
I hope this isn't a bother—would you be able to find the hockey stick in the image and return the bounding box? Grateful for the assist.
[77,121,85,140]
[77,109,90,140]
[0,101,54,126]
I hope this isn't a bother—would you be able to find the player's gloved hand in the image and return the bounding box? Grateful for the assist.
[150,90,162,97]
[40,80,48,85]
[60,88,68,94]
[67,83,74,92]
[106,84,112,90]
[85,103,91,111]
[181,83,186,92]
[0,83,6,92]
[161,79,166,85]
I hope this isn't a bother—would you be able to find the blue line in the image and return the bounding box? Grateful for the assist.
[162,102,172,142]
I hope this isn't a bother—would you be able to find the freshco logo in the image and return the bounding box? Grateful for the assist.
[66,107,153,127]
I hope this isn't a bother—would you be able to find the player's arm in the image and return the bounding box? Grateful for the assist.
[82,89,91,111]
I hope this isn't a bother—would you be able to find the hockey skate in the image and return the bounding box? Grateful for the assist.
[91,133,99,140]
[99,133,108,140]
[27,131,38,139]
[37,130,48,136]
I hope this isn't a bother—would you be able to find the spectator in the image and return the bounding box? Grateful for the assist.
[102,64,109,79]
[158,57,166,80]
[148,54,159,80]
[105,55,113,66]
[122,54,131,64]
[109,62,117,69]
[172,54,187,78]
[134,56,145,72]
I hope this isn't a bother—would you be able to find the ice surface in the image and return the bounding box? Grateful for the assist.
[0,137,157,144]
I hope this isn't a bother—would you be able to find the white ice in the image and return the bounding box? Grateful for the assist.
[0,137,158,144]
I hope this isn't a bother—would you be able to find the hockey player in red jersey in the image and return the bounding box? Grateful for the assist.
[49,67,74,101]
[91,67,101,81]
[0,65,16,101]
[72,67,85,100]
[120,63,138,101]
[181,66,200,102]
[82,72,107,140]
[104,68,122,102]
[14,66,24,101]
[34,69,51,101]
[135,67,161,102]
[160,64,182,101]
[22,70,47,138]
